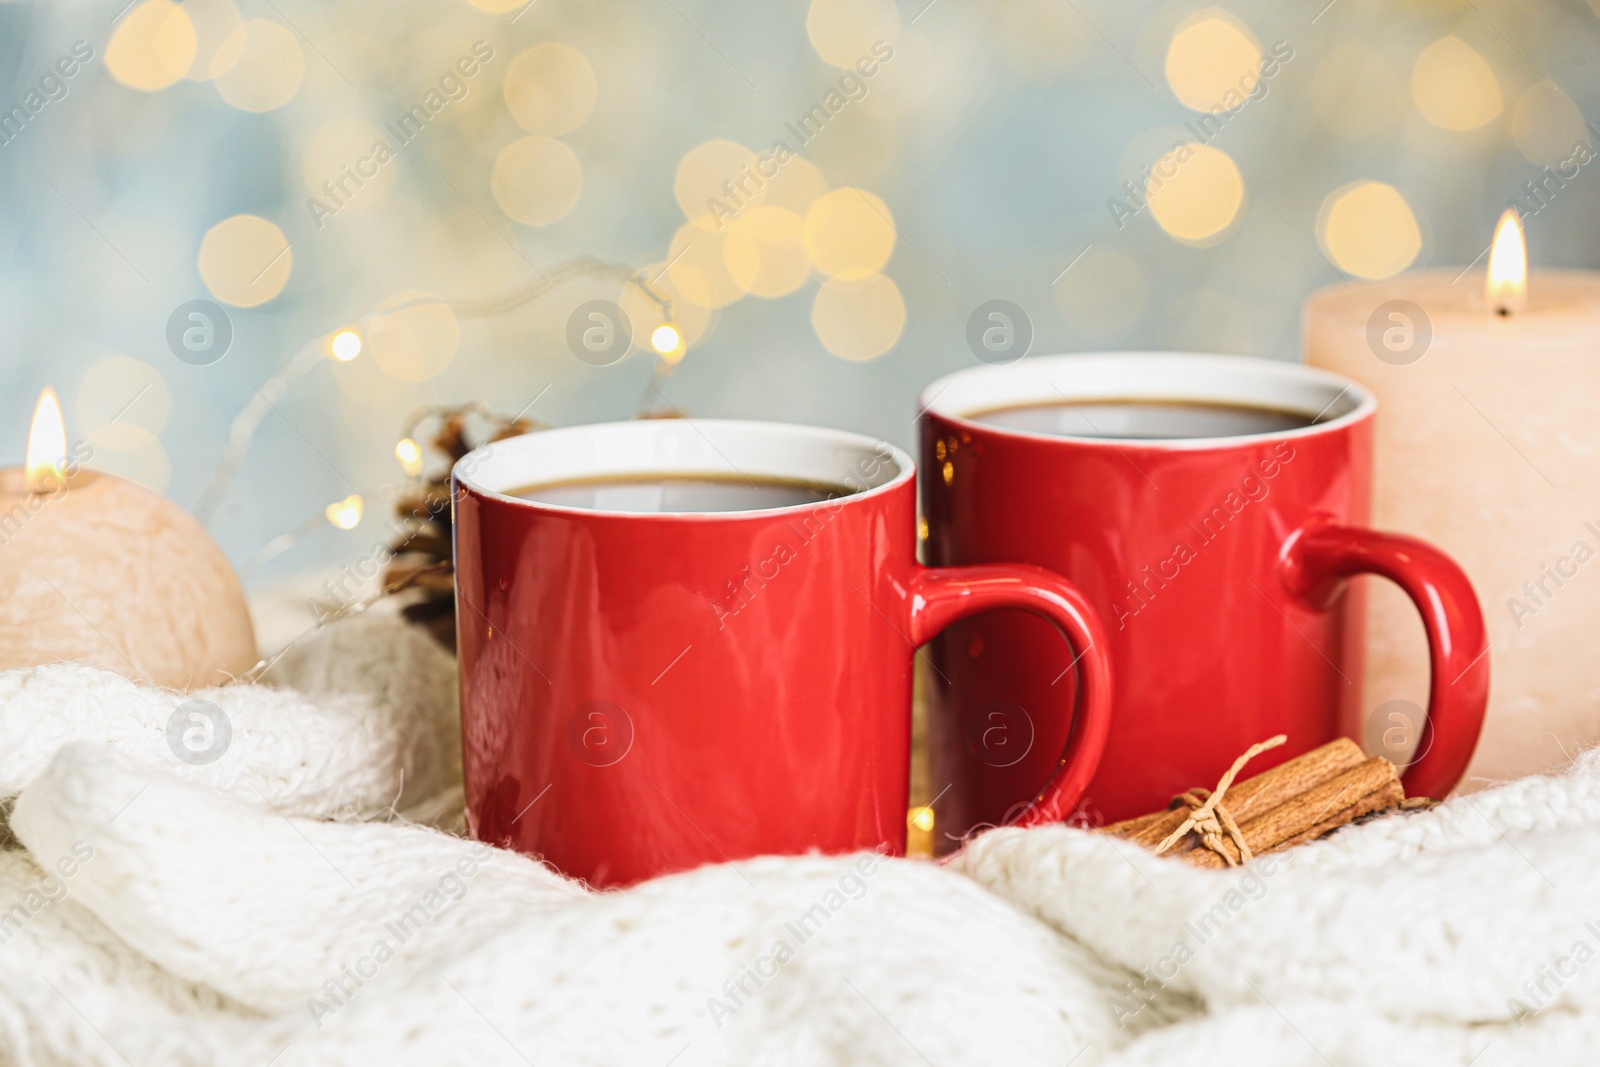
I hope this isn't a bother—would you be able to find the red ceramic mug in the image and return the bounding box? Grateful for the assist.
[452,419,1113,886]
[917,353,1489,848]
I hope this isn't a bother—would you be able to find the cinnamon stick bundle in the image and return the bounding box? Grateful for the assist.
[1101,737,1410,867]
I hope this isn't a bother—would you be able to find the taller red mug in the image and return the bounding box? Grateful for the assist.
[453,419,1113,886]
[917,353,1490,849]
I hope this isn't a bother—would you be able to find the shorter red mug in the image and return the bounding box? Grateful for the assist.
[453,419,1113,886]
[917,353,1490,847]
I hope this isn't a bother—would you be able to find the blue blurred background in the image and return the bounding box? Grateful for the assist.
[2,0,1598,583]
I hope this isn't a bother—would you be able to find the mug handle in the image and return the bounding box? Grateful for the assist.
[1280,521,1489,799]
[907,563,1114,826]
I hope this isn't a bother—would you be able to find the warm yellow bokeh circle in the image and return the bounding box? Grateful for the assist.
[725,206,812,299]
[666,222,751,308]
[1164,9,1262,113]
[1410,36,1501,131]
[197,214,293,307]
[213,19,305,112]
[367,293,460,382]
[812,273,905,361]
[1317,181,1423,280]
[803,188,896,279]
[503,43,598,136]
[806,0,899,69]
[106,1,197,91]
[491,136,584,226]
[1146,143,1245,245]
[675,140,764,228]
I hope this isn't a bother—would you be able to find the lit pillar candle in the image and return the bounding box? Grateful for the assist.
[1306,211,1600,787]
[0,388,257,689]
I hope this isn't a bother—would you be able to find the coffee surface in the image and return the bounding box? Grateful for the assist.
[969,399,1316,440]
[509,473,848,513]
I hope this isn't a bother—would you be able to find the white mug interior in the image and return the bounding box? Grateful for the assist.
[919,353,1374,449]
[454,418,912,517]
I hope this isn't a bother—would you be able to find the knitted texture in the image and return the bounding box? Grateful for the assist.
[2,612,1598,1065]
[0,614,460,824]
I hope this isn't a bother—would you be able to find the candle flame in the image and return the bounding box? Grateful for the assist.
[1485,208,1527,316]
[25,388,67,493]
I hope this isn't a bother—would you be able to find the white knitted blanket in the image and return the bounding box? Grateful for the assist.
[1,613,1595,1066]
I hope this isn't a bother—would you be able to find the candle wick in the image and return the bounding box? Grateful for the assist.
[1495,305,1511,318]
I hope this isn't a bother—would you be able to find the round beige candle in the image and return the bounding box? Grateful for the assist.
[0,391,257,689]
[1306,217,1600,788]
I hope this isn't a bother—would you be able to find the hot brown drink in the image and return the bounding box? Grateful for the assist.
[508,473,849,513]
[968,399,1317,440]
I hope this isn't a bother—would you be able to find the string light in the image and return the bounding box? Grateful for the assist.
[324,494,364,530]
[395,437,424,477]
[330,330,363,361]
[650,323,683,358]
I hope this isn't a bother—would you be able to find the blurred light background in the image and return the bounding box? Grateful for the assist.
[2,0,1598,581]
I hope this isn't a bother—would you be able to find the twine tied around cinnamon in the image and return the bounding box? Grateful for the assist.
[1150,735,1289,866]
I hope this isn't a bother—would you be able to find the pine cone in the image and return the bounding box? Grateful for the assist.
[384,409,536,652]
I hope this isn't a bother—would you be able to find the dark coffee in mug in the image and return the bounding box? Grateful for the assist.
[970,399,1317,440]
[509,473,849,513]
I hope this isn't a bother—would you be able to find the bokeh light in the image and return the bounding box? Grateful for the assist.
[491,136,584,226]
[811,273,905,361]
[619,267,717,352]
[666,222,751,308]
[1410,36,1501,131]
[650,324,683,358]
[106,1,197,92]
[806,0,900,69]
[762,155,830,216]
[1318,181,1423,280]
[503,43,598,135]
[1164,9,1262,113]
[803,188,896,279]
[1146,143,1245,245]
[212,19,305,112]
[724,206,812,299]
[330,330,363,361]
[395,438,424,476]
[1512,83,1589,168]
[182,0,244,82]
[366,294,459,381]
[325,494,364,529]
[675,140,764,229]
[197,214,293,307]
[78,356,170,451]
